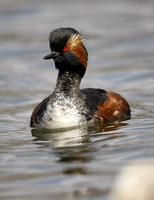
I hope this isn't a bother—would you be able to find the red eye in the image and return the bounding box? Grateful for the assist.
[63,46,68,51]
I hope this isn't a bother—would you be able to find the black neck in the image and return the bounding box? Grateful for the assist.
[54,71,82,95]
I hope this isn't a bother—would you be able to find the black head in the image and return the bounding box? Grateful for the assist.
[44,27,88,78]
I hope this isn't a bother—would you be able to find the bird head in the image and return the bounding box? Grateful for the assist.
[44,27,88,78]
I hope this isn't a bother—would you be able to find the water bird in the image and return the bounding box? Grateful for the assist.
[30,27,131,129]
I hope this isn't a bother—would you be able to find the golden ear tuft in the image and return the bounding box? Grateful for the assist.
[66,34,87,68]
[68,34,83,48]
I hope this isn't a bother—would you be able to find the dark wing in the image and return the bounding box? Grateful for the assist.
[81,88,131,122]
[81,88,107,120]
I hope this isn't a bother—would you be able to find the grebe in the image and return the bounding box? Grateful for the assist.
[30,27,131,129]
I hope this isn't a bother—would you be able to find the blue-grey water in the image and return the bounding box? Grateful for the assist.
[0,0,154,199]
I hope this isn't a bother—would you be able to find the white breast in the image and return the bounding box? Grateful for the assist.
[39,94,86,129]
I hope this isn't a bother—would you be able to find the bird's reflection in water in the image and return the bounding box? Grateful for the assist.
[32,125,90,148]
[31,121,128,175]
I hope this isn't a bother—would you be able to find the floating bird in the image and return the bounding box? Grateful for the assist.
[30,27,131,129]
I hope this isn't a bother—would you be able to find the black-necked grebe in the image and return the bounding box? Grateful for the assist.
[30,27,131,129]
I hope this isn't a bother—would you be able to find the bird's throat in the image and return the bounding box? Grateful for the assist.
[55,71,81,95]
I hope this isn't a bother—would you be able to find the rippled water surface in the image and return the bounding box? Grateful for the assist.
[1,0,154,199]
